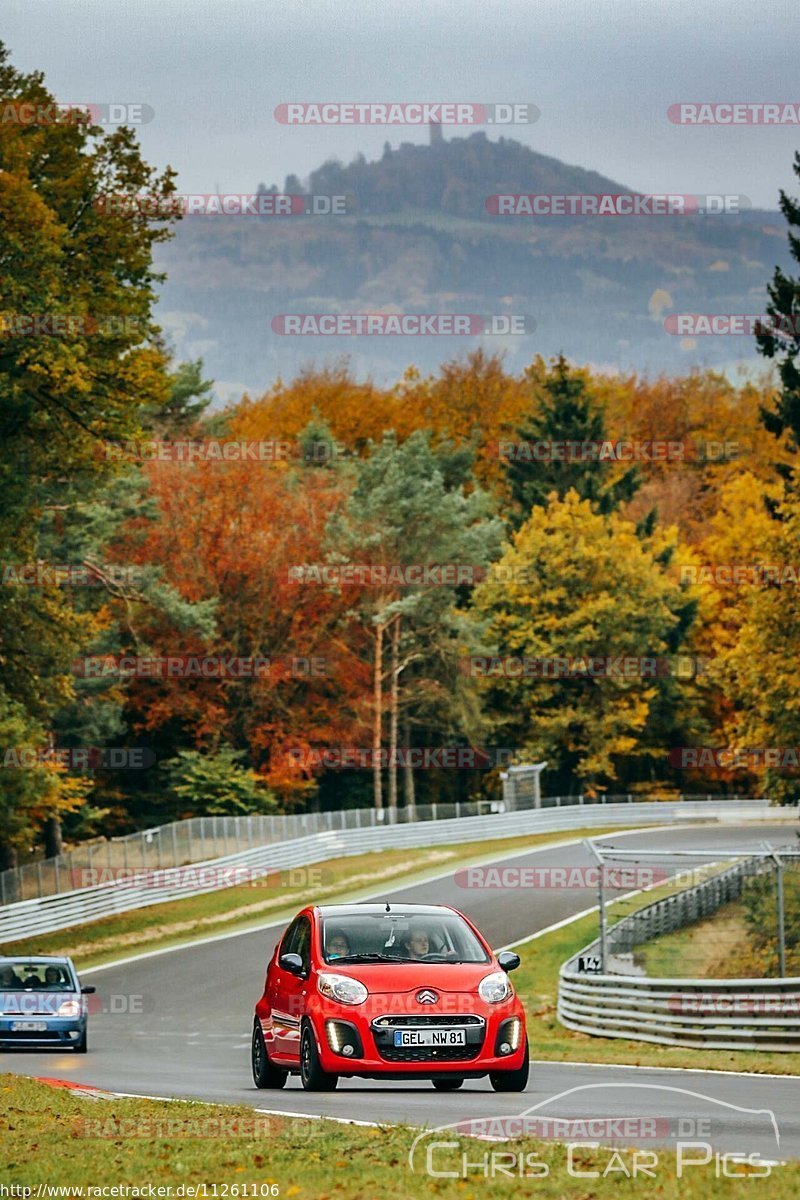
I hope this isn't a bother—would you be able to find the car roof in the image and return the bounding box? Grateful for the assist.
[315,903,457,917]
[0,955,72,964]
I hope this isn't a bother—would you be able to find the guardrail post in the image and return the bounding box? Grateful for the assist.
[774,852,786,979]
[584,839,607,971]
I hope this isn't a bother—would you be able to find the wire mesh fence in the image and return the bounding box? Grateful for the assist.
[0,791,771,906]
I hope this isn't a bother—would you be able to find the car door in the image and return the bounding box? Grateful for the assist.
[270,914,311,1061]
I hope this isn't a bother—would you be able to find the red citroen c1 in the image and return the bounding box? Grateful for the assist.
[252,902,529,1091]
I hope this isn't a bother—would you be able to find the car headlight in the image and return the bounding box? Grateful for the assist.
[478,971,513,1004]
[317,973,368,1006]
[57,999,81,1017]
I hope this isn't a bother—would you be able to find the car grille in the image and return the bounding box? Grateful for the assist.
[0,1029,62,1042]
[377,1042,482,1062]
[372,1015,483,1027]
[371,1013,485,1062]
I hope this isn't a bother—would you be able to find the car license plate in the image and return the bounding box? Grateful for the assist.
[394,1028,466,1047]
[11,1021,48,1032]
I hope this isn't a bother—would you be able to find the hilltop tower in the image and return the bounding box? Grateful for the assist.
[429,120,444,146]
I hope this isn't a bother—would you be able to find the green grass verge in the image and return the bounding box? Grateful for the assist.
[1,825,644,970]
[636,901,751,979]
[511,884,800,1075]
[636,897,800,980]
[1,1074,796,1195]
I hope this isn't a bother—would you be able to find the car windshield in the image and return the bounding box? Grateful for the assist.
[320,912,490,965]
[0,960,75,991]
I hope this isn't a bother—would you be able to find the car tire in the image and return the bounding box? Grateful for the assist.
[75,1029,88,1054]
[432,1077,464,1090]
[300,1022,338,1091]
[252,1021,288,1089]
[489,1040,529,1092]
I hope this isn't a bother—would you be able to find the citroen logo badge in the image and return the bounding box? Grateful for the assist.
[416,988,439,1004]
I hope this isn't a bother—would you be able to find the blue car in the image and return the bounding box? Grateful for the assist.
[0,956,95,1052]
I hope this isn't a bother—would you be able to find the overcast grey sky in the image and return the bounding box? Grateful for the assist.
[5,0,799,208]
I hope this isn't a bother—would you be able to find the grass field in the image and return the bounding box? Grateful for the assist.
[636,898,800,980]
[1,1073,795,1197]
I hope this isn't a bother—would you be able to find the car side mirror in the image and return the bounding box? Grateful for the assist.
[279,953,306,977]
[496,951,521,973]
[81,985,97,994]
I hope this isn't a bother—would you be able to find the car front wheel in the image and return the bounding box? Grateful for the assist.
[489,1040,529,1092]
[300,1023,338,1091]
[252,1021,288,1089]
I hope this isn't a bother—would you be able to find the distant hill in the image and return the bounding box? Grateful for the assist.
[301,133,629,216]
[153,132,790,397]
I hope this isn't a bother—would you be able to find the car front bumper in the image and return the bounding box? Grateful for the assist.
[311,1002,527,1076]
[0,1017,86,1048]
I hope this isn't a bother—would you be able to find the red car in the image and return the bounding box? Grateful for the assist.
[252,902,529,1092]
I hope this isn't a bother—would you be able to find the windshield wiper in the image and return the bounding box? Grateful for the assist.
[420,954,466,962]
[331,953,408,963]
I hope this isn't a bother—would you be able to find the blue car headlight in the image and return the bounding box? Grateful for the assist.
[56,999,82,1018]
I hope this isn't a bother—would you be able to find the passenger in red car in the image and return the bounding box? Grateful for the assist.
[326,930,351,959]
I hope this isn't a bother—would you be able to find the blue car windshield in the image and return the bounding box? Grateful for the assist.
[321,912,490,964]
[0,960,76,991]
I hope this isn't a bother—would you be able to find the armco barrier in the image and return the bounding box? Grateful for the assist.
[0,799,773,944]
[558,973,800,1052]
[558,849,800,1051]
[0,792,764,905]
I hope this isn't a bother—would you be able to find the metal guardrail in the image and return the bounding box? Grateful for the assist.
[558,974,800,1052]
[558,850,800,1051]
[0,799,772,944]
[0,792,769,905]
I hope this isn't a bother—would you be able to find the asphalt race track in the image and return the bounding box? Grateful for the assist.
[3,822,799,1160]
